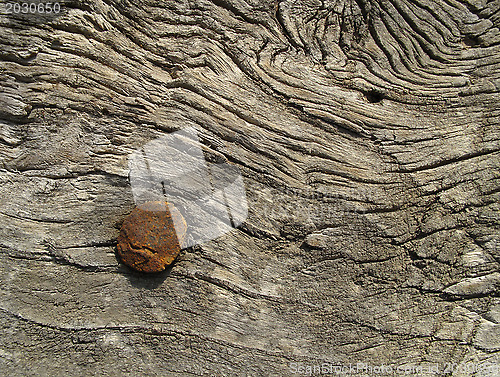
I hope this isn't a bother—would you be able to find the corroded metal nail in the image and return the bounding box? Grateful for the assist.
[116,201,187,273]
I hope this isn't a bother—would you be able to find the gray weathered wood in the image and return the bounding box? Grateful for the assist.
[1,0,499,375]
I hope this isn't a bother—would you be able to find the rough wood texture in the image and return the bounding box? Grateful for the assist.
[1,0,499,375]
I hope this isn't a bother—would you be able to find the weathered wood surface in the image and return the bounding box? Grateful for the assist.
[1,0,499,375]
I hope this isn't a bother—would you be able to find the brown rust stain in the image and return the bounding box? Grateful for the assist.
[117,201,187,273]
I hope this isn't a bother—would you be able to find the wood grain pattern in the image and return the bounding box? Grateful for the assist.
[0,0,499,375]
